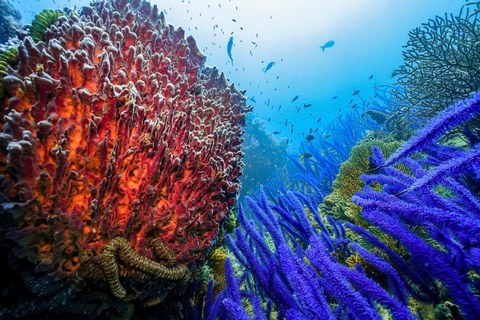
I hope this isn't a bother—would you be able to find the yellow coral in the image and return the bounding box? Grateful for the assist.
[324,139,402,226]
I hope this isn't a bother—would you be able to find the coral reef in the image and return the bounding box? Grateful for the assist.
[30,9,65,43]
[322,139,401,225]
[202,91,480,319]
[353,91,480,318]
[0,0,22,45]
[391,1,480,128]
[239,115,288,200]
[283,91,391,203]
[0,0,250,317]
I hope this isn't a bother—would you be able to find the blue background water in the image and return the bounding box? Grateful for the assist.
[9,0,462,151]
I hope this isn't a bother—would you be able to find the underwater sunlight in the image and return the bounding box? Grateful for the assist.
[0,0,479,319]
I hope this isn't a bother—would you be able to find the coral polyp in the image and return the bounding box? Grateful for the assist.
[0,0,250,316]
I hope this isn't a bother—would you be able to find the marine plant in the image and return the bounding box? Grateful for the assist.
[322,139,402,226]
[285,91,391,203]
[201,91,480,319]
[392,1,480,127]
[352,91,480,318]
[0,0,251,318]
[198,189,418,319]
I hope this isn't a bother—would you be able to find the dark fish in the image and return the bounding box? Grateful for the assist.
[303,103,312,108]
[363,110,389,124]
[263,61,275,73]
[285,119,288,126]
[352,90,360,96]
[249,96,256,102]
[316,117,321,123]
[273,131,281,134]
[324,135,330,139]
[227,37,234,65]
[349,99,353,104]
[301,153,313,159]
[333,96,338,99]
[232,19,236,22]
[267,118,271,122]
[305,134,315,141]
[320,40,334,52]
[368,74,373,80]
[291,95,299,102]
[278,105,281,111]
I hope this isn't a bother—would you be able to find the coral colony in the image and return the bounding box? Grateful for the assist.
[0,0,250,316]
[195,94,480,320]
[0,0,480,319]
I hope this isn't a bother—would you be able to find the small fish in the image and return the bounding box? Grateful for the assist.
[368,74,373,80]
[249,96,256,103]
[232,19,236,22]
[324,135,330,139]
[263,61,275,73]
[267,118,271,122]
[278,105,281,111]
[316,117,321,123]
[227,37,234,65]
[320,40,335,52]
[273,131,281,134]
[285,119,288,126]
[301,153,313,159]
[305,134,315,142]
[333,96,338,99]
[291,95,299,102]
[352,90,360,96]
[303,103,312,108]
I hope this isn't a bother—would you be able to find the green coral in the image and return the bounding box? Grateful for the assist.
[322,139,402,225]
[0,47,18,98]
[30,9,64,43]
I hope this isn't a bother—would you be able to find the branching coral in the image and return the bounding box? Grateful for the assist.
[353,91,480,318]
[392,1,480,126]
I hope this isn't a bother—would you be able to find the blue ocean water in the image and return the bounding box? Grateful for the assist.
[9,0,461,151]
